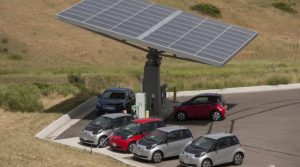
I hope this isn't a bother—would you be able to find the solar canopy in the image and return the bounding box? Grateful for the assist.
[57,0,257,67]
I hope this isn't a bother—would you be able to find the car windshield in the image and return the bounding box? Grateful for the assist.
[90,116,113,128]
[144,130,167,143]
[102,91,126,100]
[120,122,142,134]
[191,137,216,151]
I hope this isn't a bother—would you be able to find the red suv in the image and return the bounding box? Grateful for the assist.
[109,118,165,153]
[173,93,228,121]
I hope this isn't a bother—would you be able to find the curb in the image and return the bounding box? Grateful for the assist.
[166,83,300,98]
[35,96,97,139]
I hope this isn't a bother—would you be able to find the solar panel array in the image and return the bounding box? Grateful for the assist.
[57,0,257,67]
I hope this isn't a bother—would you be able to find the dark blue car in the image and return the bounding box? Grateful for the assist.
[96,88,135,116]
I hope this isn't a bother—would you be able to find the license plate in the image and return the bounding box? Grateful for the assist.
[112,143,117,147]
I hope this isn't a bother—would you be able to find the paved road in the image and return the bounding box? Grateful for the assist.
[56,89,300,167]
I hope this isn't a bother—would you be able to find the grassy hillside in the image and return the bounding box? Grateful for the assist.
[0,97,131,167]
[0,0,299,91]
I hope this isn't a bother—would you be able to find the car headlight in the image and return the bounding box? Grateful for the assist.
[194,152,206,158]
[123,135,133,140]
[146,144,157,150]
[93,130,103,135]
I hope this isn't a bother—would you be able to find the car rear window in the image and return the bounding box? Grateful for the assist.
[102,91,126,100]
[182,129,192,139]
[230,136,240,146]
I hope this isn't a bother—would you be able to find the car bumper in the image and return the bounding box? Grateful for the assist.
[132,145,152,161]
[109,138,129,152]
[179,152,202,167]
[79,131,99,145]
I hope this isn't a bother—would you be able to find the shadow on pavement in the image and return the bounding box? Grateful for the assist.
[44,93,93,115]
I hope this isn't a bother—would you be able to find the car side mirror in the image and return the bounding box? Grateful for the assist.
[97,94,102,98]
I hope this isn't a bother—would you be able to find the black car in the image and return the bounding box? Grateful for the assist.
[96,88,135,116]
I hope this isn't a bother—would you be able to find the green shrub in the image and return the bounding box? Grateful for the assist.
[33,83,80,96]
[8,54,23,60]
[191,3,221,17]
[267,76,290,85]
[68,73,86,91]
[0,85,43,112]
[1,37,8,44]
[272,2,297,13]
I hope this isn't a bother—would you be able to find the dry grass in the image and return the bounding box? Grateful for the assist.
[0,96,130,167]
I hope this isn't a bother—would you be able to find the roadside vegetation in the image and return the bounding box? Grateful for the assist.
[272,2,297,13]
[191,3,221,17]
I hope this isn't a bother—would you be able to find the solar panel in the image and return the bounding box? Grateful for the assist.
[57,0,257,67]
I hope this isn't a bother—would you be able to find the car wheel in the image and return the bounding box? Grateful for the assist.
[176,111,186,121]
[201,159,212,167]
[98,136,108,148]
[127,142,135,153]
[211,111,222,121]
[152,151,163,163]
[233,153,244,165]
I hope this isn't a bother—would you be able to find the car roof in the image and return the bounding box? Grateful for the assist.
[132,118,162,124]
[105,88,131,92]
[102,113,132,119]
[157,126,188,132]
[203,133,234,140]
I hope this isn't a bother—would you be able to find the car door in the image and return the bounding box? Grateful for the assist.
[175,130,193,155]
[227,136,240,162]
[164,130,183,158]
[210,137,231,166]
[187,96,210,118]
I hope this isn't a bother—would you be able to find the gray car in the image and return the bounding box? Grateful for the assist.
[179,133,245,167]
[80,113,133,147]
[133,126,193,163]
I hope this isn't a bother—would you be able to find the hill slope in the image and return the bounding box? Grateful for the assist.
[0,0,299,90]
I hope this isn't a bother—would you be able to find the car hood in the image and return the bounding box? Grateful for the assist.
[184,145,206,154]
[84,124,104,132]
[138,139,157,147]
[113,129,133,139]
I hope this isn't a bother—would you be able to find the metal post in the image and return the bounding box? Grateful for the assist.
[143,48,162,117]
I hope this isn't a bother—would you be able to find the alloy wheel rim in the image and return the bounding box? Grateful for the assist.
[153,152,162,163]
[177,112,185,121]
[203,160,211,167]
[100,138,107,147]
[129,144,134,153]
[212,112,221,121]
[235,154,243,164]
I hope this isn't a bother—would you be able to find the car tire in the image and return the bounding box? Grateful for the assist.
[98,136,108,148]
[233,152,244,165]
[201,159,212,167]
[211,111,222,121]
[127,142,135,153]
[176,111,186,121]
[151,151,163,163]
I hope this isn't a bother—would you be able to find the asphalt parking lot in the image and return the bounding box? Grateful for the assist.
[55,89,300,167]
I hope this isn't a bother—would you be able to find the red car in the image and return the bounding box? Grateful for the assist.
[109,118,165,153]
[173,93,228,121]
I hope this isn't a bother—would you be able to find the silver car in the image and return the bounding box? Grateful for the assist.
[80,113,133,147]
[133,126,193,163]
[179,133,245,167]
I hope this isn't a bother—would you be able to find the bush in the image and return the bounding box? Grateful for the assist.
[33,83,80,96]
[272,2,297,13]
[1,37,8,44]
[267,76,290,85]
[68,73,86,91]
[8,54,23,60]
[191,3,221,17]
[0,85,43,112]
